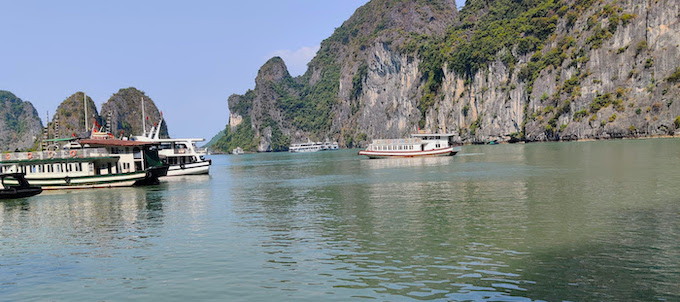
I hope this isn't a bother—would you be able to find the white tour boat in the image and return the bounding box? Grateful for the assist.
[132,116,211,176]
[358,133,461,159]
[232,147,244,155]
[0,136,168,190]
[289,141,339,153]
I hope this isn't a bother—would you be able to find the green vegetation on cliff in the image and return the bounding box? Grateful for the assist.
[1,91,32,135]
[212,116,258,152]
[0,90,43,151]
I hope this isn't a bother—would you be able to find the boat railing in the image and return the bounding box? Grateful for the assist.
[0,148,112,162]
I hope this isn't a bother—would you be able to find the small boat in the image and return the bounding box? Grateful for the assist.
[232,147,244,155]
[358,133,461,159]
[289,141,339,153]
[0,173,43,199]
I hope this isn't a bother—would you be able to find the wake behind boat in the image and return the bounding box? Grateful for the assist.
[358,133,461,159]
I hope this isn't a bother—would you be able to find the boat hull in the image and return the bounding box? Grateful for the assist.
[3,165,168,190]
[358,146,460,159]
[165,161,211,176]
[0,187,43,199]
[4,172,148,190]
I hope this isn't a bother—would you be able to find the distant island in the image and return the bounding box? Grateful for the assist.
[208,0,680,153]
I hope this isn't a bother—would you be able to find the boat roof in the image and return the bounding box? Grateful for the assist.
[44,137,77,142]
[133,137,206,143]
[80,139,160,147]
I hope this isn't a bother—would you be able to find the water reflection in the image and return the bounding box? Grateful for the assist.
[227,145,680,301]
[4,143,679,301]
[0,185,168,296]
[227,150,539,300]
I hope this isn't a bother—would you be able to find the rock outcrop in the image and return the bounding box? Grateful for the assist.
[215,0,680,152]
[0,90,43,151]
[100,87,169,138]
[49,92,101,138]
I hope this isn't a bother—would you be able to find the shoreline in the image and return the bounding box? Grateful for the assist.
[462,134,678,146]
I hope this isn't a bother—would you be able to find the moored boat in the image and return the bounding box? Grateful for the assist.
[358,133,461,159]
[289,141,339,153]
[0,137,168,190]
[0,173,42,199]
[132,116,211,176]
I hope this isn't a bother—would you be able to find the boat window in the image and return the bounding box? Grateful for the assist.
[133,147,142,159]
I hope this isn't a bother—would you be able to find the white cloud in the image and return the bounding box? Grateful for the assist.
[268,45,320,76]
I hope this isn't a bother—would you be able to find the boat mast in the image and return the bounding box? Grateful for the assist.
[84,92,88,131]
[141,97,146,137]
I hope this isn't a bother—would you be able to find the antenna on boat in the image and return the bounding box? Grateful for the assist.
[55,114,59,138]
[84,92,88,131]
[141,96,146,137]
[42,110,49,150]
[107,112,112,134]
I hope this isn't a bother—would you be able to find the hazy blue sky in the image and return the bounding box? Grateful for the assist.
[1,0,462,140]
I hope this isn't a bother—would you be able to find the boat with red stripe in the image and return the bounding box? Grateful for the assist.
[358,133,461,159]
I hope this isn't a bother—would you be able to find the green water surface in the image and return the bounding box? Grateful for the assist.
[1,139,679,301]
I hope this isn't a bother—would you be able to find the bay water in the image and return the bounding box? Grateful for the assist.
[1,139,679,301]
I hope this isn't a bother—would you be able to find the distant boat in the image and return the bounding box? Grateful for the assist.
[358,133,461,159]
[0,173,42,199]
[232,147,244,155]
[289,141,339,153]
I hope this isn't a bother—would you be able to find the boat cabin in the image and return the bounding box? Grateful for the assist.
[366,133,457,152]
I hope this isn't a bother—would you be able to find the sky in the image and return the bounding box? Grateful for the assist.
[1,0,463,141]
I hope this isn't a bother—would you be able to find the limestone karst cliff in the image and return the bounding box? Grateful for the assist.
[100,87,169,138]
[213,0,680,152]
[0,90,43,151]
[48,92,101,138]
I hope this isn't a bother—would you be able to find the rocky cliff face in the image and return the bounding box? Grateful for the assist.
[217,0,680,152]
[0,90,43,151]
[100,87,169,138]
[49,92,101,138]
